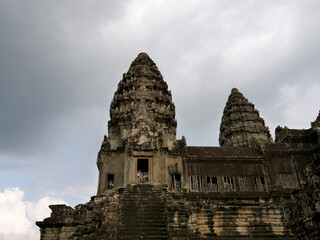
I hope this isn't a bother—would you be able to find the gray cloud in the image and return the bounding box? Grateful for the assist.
[0,0,319,206]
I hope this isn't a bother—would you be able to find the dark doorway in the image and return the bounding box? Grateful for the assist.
[137,159,149,182]
[171,174,181,190]
[212,177,217,184]
[137,159,148,172]
[107,174,114,189]
[212,177,218,191]
[261,177,266,191]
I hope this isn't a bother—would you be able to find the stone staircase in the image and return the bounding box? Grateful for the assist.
[118,184,168,240]
[118,187,294,239]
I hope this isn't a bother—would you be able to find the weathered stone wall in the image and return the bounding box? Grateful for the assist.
[37,191,120,240]
[167,191,293,239]
[97,150,125,193]
[282,164,320,240]
[37,187,294,239]
[281,113,320,239]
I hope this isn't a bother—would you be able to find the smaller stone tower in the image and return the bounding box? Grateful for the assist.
[219,88,273,147]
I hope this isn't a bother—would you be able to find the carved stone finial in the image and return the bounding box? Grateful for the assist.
[231,87,239,93]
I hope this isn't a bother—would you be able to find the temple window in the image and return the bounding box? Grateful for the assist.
[197,176,202,191]
[261,177,266,191]
[206,176,218,191]
[254,177,267,191]
[107,174,114,189]
[171,174,181,190]
[137,159,149,182]
[223,176,235,191]
[190,176,194,191]
[190,176,198,191]
[190,176,204,191]
[212,177,218,191]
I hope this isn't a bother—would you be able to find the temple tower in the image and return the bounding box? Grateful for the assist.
[219,88,273,147]
[37,55,315,240]
[97,53,177,193]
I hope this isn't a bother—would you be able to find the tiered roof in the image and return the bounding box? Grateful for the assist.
[108,53,176,150]
[219,88,272,147]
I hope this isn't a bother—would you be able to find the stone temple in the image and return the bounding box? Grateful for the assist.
[36,53,320,239]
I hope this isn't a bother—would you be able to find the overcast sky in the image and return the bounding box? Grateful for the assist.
[0,1,320,239]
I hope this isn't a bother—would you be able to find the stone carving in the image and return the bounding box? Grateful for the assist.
[106,52,176,151]
[219,88,273,148]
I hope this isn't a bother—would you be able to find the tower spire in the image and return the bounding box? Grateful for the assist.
[108,52,176,151]
[219,88,273,147]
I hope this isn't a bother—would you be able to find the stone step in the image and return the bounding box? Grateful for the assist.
[120,201,165,204]
[214,208,281,215]
[214,209,282,212]
[208,237,293,240]
[213,225,286,230]
[118,236,168,240]
[119,235,168,238]
[119,213,167,217]
[120,198,163,202]
[123,190,163,192]
[213,218,284,223]
[119,206,166,210]
[119,186,168,239]
[215,234,293,238]
[121,192,163,195]
[213,224,285,229]
[121,209,165,213]
[120,204,165,208]
[122,193,163,196]
[227,215,283,219]
[214,212,283,216]
[120,202,165,206]
[119,208,166,212]
[213,229,287,235]
[120,217,167,221]
[168,224,188,228]
[120,215,167,219]
[121,195,163,198]
[213,216,284,219]
[212,218,283,222]
[214,208,282,211]
[123,189,163,192]
[119,220,167,224]
[119,228,167,233]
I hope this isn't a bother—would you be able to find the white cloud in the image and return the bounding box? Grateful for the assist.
[0,0,320,210]
[0,188,66,240]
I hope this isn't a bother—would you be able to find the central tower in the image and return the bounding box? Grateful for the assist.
[97,53,177,193]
